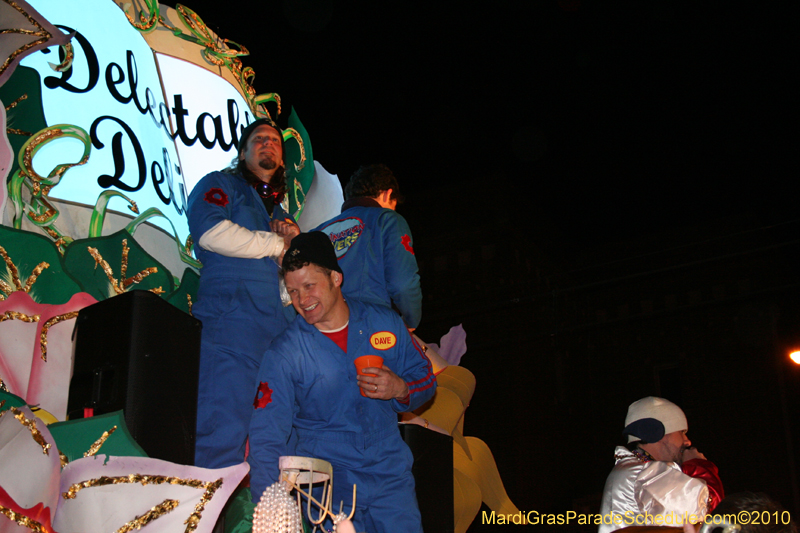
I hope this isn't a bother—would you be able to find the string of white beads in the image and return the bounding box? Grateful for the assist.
[252,480,303,533]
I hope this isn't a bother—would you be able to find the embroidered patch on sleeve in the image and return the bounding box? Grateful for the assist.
[204,187,229,207]
[401,234,415,255]
[253,382,273,409]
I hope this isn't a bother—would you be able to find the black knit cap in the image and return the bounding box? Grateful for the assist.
[285,231,343,274]
[238,118,280,152]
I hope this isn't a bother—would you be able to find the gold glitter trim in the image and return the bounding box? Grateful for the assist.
[59,449,69,467]
[23,128,63,194]
[18,126,90,198]
[87,246,117,291]
[120,0,160,32]
[4,93,27,111]
[0,505,46,533]
[48,42,73,72]
[1,310,40,323]
[11,407,50,455]
[282,128,306,172]
[39,311,78,362]
[173,5,280,121]
[117,499,179,533]
[64,474,201,499]
[120,239,129,280]
[8,125,86,252]
[6,127,32,136]
[27,205,57,222]
[184,478,222,532]
[123,267,157,288]
[251,92,281,119]
[116,2,281,123]
[23,261,49,292]
[84,425,117,457]
[292,178,306,214]
[88,240,160,295]
[44,229,67,253]
[187,294,193,315]
[0,378,8,393]
[0,244,23,291]
[0,0,53,80]
[63,475,222,532]
[0,399,5,410]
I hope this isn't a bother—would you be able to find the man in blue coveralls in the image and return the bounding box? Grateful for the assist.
[248,231,436,532]
[315,164,422,330]
[187,118,298,468]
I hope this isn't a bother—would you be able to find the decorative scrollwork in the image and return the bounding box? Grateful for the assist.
[7,125,91,253]
[120,0,161,33]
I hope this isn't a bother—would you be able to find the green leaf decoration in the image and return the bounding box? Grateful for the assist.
[48,410,148,464]
[62,229,174,301]
[0,225,83,304]
[123,207,201,270]
[284,107,314,219]
[223,487,255,533]
[0,66,48,183]
[164,267,200,315]
[0,391,27,413]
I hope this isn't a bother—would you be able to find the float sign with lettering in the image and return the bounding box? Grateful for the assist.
[19,0,252,244]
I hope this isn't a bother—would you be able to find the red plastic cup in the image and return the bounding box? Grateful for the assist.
[354,355,383,396]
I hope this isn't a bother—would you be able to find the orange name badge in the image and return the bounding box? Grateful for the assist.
[369,331,397,350]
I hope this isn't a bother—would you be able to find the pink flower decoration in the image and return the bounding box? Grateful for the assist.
[0,291,98,420]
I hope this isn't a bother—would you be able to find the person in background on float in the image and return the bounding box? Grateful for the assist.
[187,118,298,469]
[315,163,421,331]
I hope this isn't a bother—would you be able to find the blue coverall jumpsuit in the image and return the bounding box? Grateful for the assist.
[187,170,295,468]
[248,299,436,532]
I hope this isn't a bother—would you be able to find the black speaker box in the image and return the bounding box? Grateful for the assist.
[68,290,202,465]
[400,423,455,533]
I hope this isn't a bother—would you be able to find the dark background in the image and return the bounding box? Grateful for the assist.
[165,0,799,530]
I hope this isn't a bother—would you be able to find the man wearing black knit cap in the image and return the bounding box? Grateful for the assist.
[187,118,299,469]
[249,231,436,532]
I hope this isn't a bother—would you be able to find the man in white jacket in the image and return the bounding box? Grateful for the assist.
[598,397,722,533]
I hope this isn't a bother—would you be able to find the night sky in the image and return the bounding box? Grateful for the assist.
[172,0,795,252]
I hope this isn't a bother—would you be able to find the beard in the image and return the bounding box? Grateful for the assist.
[258,154,279,171]
[672,445,687,464]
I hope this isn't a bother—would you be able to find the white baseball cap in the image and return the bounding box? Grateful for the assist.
[623,396,687,443]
